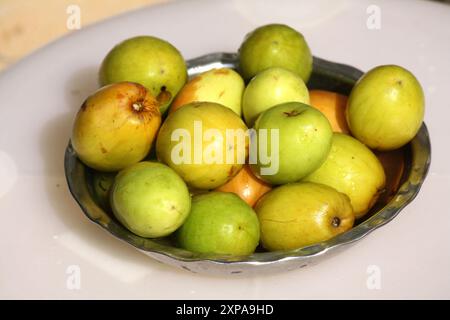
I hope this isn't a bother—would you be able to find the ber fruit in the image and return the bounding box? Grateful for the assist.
[110,161,191,238]
[71,82,161,172]
[251,102,333,185]
[177,192,260,255]
[242,67,310,126]
[99,36,187,114]
[304,133,386,218]
[239,24,313,82]
[256,182,354,251]
[346,65,425,150]
[156,102,248,189]
[170,68,244,116]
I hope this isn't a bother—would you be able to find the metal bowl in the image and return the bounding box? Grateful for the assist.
[64,53,431,275]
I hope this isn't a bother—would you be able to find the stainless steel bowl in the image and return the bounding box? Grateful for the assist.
[64,53,431,275]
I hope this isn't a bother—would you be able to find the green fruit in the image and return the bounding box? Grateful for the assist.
[99,36,187,114]
[304,133,386,218]
[110,161,191,238]
[256,182,354,251]
[91,171,116,211]
[156,102,248,189]
[251,102,332,185]
[347,65,425,150]
[177,192,260,255]
[170,68,245,116]
[71,82,161,172]
[238,24,313,82]
[242,67,310,126]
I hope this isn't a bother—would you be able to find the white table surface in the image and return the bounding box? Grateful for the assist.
[1,0,449,299]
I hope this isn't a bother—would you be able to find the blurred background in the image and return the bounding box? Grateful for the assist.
[0,0,448,72]
[0,0,169,71]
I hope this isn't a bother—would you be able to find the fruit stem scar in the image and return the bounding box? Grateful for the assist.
[331,216,341,228]
[132,102,143,111]
[283,110,304,117]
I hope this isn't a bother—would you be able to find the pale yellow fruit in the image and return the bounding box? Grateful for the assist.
[255,182,354,251]
[170,68,244,116]
[156,102,248,189]
[242,67,309,126]
[347,65,425,150]
[72,82,161,172]
[303,133,386,218]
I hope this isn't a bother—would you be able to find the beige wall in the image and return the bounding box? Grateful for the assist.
[0,0,168,71]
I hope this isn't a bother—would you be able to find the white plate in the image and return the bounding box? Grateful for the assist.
[1,0,449,299]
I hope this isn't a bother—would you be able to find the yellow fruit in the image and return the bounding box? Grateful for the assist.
[170,68,244,116]
[242,67,309,127]
[303,133,386,218]
[256,182,354,251]
[72,82,161,171]
[156,102,248,189]
[346,65,425,150]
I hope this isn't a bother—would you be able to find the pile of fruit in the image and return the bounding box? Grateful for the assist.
[71,24,425,256]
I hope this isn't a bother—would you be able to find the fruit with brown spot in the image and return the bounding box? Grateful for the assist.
[255,182,354,251]
[99,36,187,114]
[72,82,161,171]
